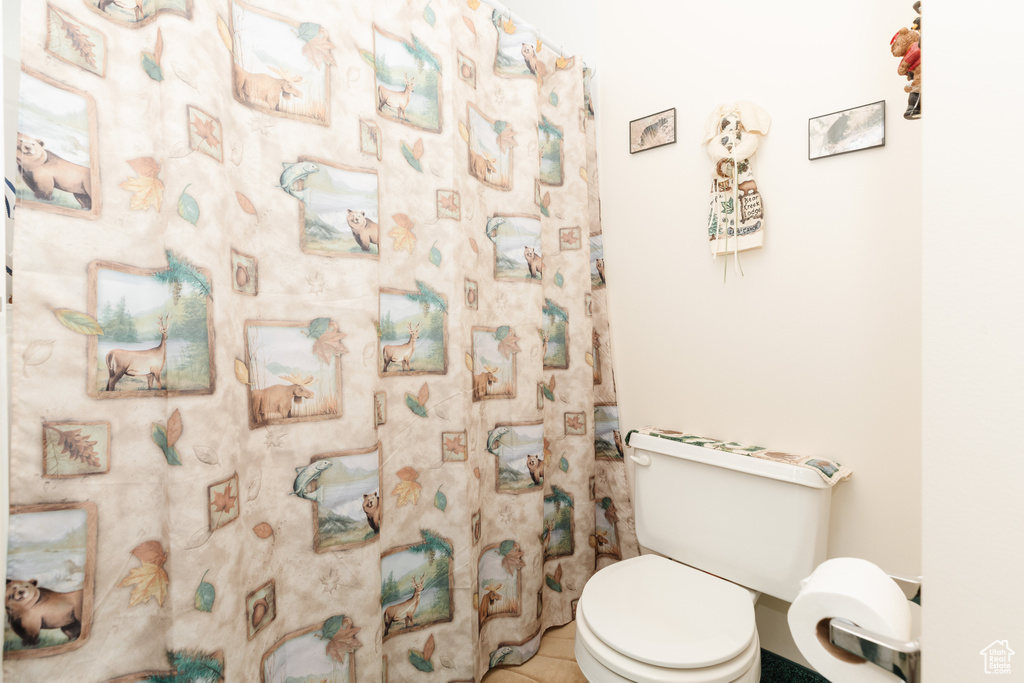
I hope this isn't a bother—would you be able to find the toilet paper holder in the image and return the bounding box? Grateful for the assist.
[828,574,922,683]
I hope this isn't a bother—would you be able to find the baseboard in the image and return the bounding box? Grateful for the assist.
[760,649,828,683]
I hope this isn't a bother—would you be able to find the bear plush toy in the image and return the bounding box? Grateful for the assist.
[891,2,922,119]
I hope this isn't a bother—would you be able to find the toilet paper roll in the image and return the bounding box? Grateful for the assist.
[788,558,913,683]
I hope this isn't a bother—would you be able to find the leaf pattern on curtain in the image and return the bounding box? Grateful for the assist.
[6,0,636,680]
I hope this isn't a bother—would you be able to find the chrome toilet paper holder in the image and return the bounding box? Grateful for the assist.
[828,574,921,683]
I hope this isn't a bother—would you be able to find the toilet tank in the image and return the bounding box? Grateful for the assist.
[629,432,833,603]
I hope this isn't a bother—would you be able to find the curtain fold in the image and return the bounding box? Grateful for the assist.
[6,0,636,680]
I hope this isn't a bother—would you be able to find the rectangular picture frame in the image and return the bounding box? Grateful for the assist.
[244,319,343,429]
[380,537,455,641]
[5,501,97,659]
[378,287,449,377]
[87,259,216,399]
[467,102,512,191]
[42,421,111,477]
[208,473,240,532]
[373,23,443,133]
[488,420,543,493]
[486,213,543,283]
[808,100,885,160]
[16,66,101,219]
[308,443,382,553]
[229,0,331,126]
[629,107,676,154]
[45,5,107,77]
[478,541,523,629]
[471,327,517,402]
[260,620,356,683]
[296,156,380,259]
[245,579,277,641]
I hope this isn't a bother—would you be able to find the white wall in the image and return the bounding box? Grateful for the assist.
[922,1,1024,679]
[596,0,921,665]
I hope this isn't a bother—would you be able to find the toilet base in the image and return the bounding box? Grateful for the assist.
[574,604,761,683]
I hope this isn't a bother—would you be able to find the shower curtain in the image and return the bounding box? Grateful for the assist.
[6,0,637,680]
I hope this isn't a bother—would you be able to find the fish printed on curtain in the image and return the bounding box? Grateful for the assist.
[6,0,636,681]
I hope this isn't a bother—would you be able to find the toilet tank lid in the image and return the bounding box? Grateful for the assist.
[628,432,831,489]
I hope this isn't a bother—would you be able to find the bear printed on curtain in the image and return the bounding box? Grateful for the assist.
[6,0,636,681]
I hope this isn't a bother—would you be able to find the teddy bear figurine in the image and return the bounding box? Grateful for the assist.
[890,2,921,119]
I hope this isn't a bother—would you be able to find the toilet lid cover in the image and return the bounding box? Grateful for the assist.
[581,555,756,669]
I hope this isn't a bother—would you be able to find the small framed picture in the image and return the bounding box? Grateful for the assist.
[359,119,382,160]
[42,421,111,477]
[442,431,468,462]
[45,6,107,77]
[559,227,581,251]
[187,105,222,162]
[374,390,387,427]
[564,411,586,436]
[457,51,476,88]
[230,248,258,296]
[629,107,676,154]
[809,101,885,160]
[208,473,240,532]
[464,278,478,310]
[246,579,276,640]
[437,189,461,220]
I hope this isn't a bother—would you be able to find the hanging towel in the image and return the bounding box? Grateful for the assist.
[624,426,852,486]
[702,101,770,272]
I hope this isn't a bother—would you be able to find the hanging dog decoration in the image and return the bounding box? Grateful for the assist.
[703,101,771,277]
[890,1,921,120]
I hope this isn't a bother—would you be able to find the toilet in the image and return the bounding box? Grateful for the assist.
[575,431,834,682]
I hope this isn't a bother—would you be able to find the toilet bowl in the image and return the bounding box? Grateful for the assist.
[574,555,760,683]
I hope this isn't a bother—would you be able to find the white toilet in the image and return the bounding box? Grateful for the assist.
[575,431,834,682]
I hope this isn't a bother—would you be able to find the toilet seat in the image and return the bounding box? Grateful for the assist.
[576,603,760,683]
[575,555,760,683]
[582,555,756,667]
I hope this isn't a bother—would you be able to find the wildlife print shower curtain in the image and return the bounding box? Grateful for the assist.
[6,0,636,680]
